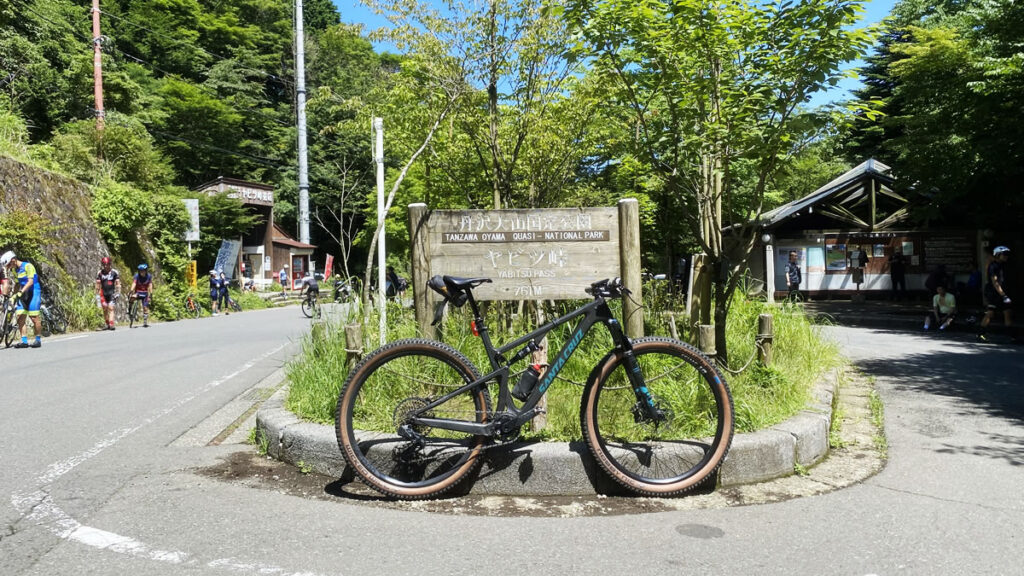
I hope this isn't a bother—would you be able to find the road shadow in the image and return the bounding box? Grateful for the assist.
[850,332,1024,423]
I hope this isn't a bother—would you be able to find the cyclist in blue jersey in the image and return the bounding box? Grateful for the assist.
[129,263,154,328]
[209,270,223,316]
[1,251,44,348]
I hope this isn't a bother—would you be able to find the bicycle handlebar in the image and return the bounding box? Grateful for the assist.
[585,278,629,298]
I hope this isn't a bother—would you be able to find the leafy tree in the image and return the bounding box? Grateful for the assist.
[91,179,154,253]
[566,0,873,360]
[47,115,175,190]
[846,0,1024,229]
[195,191,262,272]
[147,192,191,282]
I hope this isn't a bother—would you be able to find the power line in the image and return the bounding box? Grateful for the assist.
[147,128,291,169]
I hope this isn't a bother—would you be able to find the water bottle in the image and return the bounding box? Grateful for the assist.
[511,364,542,401]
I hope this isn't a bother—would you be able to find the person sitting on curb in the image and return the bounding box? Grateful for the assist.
[925,284,956,331]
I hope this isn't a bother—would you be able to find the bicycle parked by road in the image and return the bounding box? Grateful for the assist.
[1,292,18,348]
[39,287,68,336]
[335,275,735,499]
[183,292,202,319]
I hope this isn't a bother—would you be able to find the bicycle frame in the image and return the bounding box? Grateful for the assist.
[409,291,652,438]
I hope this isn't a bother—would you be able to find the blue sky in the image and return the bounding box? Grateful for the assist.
[331,0,898,107]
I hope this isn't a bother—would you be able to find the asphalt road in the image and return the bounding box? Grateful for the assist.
[2,317,1022,575]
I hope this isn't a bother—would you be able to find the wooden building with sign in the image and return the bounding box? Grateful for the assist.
[748,159,985,300]
[194,177,316,287]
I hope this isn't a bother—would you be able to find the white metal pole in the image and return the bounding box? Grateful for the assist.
[375,117,386,344]
[295,0,310,244]
[765,243,775,304]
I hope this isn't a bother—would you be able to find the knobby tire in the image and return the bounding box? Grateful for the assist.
[335,339,491,499]
[580,337,734,496]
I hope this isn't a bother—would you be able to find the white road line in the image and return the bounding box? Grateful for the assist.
[9,342,330,576]
[45,334,90,343]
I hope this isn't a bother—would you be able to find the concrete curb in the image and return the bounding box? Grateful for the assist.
[256,370,839,495]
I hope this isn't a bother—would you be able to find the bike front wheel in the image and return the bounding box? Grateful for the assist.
[335,338,491,499]
[300,297,315,318]
[580,337,734,496]
[128,300,139,328]
[3,304,17,348]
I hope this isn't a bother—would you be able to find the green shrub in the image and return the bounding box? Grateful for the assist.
[91,180,154,253]
[0,208,58,264]
[59,286,105,332]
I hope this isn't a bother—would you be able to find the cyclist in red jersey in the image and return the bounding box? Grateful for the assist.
[95,257,121,330]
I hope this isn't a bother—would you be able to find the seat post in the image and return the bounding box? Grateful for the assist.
[466,290,498,357]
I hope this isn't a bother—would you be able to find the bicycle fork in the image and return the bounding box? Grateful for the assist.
[620,350,667,424]
[605,315,665,425]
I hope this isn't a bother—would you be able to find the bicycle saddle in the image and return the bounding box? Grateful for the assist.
[443,276,492,289]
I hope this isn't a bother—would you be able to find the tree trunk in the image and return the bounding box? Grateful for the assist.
[487,0,501,210]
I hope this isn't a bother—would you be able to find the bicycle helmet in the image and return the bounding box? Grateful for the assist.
[1,251,14,268]
[101,256,112,266]
[138,263,149,271]
[993,246,1010,256]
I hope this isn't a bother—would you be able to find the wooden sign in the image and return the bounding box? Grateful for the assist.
[421,207,621,301]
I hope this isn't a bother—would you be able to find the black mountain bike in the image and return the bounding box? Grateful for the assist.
[40,300,68,336]
[127,296,141,328]
[335,275,734,499]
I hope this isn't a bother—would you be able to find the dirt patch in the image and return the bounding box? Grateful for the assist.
[195,370,885,517]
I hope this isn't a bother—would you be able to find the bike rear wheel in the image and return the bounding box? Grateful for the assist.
[48,305,68,333]
[3,302,18,347]
[335,339,491,499]
[580,337,734,496]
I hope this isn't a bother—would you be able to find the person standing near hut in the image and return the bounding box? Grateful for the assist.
[785,251,802,302]
[889,249,907,300]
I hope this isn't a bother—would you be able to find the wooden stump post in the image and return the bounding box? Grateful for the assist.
[757,313,773,366]
[698,324,716,358]
[408,203,435,340]
[618,198,643,338]
[345,323,363,368]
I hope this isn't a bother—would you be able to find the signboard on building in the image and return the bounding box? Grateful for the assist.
[226,185,274,207]
[421,207,620,301]
[183,199,200,242]
[924,234,976,272]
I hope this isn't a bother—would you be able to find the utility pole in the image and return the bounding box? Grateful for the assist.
[295,0,310,244]
[91,0,105,131]
[374,117,386,344]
